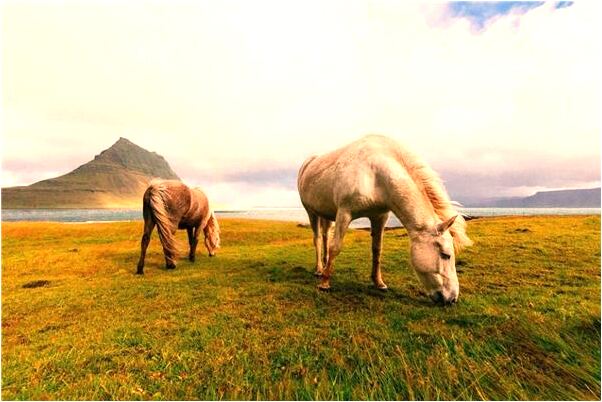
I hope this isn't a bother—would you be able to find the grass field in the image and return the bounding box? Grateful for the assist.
[1,215,600,400]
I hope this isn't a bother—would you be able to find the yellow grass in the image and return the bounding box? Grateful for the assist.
[1,216,600,400]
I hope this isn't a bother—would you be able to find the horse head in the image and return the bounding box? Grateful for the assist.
[203,212,221,256]
[410,215,460,305]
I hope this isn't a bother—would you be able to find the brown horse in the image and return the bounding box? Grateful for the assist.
[136,180,220,274]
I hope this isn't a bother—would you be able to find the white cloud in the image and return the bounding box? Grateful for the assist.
[1,1,599,206]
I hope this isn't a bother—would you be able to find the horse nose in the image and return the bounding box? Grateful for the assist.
[448,289,459,304]
[431,291,458,305]
[430,291,444,304]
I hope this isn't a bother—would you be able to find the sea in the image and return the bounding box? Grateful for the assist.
[2,207,600,229]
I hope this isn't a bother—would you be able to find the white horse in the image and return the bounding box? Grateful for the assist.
[297,135,472,304]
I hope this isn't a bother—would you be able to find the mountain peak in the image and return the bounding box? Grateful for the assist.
[93,138,179,179]
[2,138,180,208]
[115,136,134,145]
[100,137,144,157]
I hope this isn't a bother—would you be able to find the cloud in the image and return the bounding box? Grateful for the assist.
[1,1,599,207]
[441,154,600,200]
[447,1,547,29]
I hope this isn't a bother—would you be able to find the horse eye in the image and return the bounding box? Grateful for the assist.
[440,252,451,260]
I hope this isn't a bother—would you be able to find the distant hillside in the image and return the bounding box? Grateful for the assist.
[2,138,180,209]
[474,188,601,208]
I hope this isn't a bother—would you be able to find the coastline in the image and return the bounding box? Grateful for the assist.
[2,207,600,225]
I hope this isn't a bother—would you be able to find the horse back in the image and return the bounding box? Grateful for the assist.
[181,188,210,228]
[143,180,192,225]
[298,135,410,217]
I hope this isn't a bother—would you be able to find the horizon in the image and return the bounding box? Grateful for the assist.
[2,1,600,209]
[2,135,600,209]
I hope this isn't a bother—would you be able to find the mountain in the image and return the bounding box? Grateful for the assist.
[2,138,180,209]
[470,188,601,208]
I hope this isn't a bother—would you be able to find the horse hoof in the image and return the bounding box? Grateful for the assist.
[166,264,176,270]
[375,283,388,291]
[314,271,324,277]
[136,270,144,275]
[317,284,331,291]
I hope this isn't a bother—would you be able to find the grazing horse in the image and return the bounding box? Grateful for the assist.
[297,135,472,304]
[136,180,220,274]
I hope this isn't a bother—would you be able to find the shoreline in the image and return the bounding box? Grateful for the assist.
[2,213,601,226]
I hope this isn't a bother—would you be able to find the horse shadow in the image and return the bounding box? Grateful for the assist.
[110,249,204,273]
[260,262,433,308]
[109,247,434,308]
[317,277,433,308]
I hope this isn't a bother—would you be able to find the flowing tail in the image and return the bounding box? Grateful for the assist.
[148,183,179,261]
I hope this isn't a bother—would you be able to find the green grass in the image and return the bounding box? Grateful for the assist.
[1,216,600,400]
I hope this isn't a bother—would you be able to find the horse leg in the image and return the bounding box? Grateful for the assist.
[187,227,194,261]
[318,209,352,290]
[321,218,334,268]
[136,216,155,275]
[188,226,200,262]
[308,212,324,276]
[370,213,389,290]
[165,254,176,269]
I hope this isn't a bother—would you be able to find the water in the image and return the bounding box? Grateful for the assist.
[2,207,599,228]
[1,209,143,223]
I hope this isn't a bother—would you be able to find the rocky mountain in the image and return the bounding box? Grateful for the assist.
[471,188,601,208]
[2,138,180,208]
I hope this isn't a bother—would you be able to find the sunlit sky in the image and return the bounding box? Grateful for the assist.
[1,1,600,208]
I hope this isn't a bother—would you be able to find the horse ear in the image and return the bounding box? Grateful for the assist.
[436,215,457,234]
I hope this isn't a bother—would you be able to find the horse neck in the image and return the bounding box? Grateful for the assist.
[387,176,438,235]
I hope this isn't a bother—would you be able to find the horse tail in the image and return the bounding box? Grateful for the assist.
[148,182,179,260]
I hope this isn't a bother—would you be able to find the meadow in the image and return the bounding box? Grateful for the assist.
[1,215,600,400]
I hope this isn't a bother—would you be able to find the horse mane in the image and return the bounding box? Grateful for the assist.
[396,147,473,252]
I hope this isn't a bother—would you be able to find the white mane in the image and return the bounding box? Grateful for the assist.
[395,146,473,252]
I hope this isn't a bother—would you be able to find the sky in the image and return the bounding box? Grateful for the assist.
[1,1,600,208]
